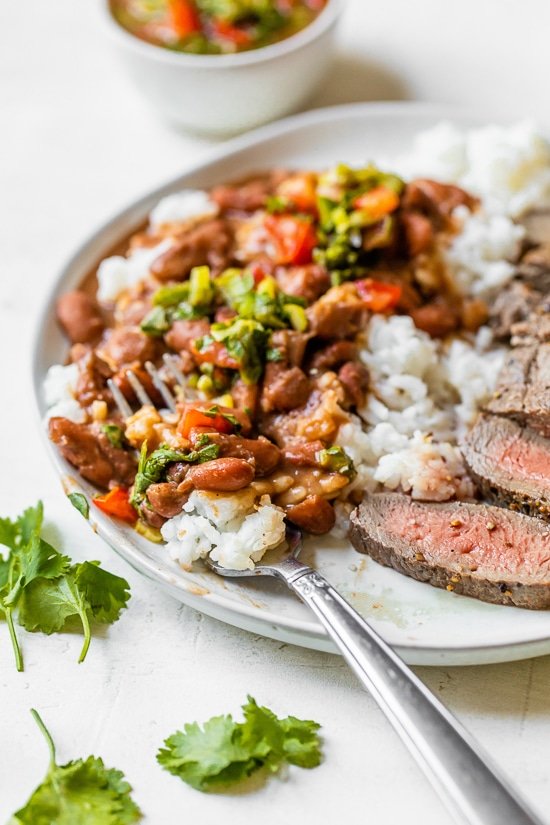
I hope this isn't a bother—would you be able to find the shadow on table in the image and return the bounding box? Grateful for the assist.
[308,51,411,109]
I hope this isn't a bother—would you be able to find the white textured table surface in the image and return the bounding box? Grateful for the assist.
[3,1,550,822]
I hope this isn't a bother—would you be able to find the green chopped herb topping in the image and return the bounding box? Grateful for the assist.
[316,446,356,478]
[101,424,126,450]
[131,441,220,508]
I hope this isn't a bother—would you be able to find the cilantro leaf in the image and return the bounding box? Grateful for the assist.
[0,502,131,670]
[4,534,71,607]
[157,696,322,792]
[157,716,257,791]
[18,571,91,663]
[74,561,130,624]
[17,501,44,544]
[0,517,19,552]
[10,709,142,825]
[68,492,90,520]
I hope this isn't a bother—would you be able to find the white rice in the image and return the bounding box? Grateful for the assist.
[43,363,85,423]
[96,239,172,303]
[161,490,286,571]
[334,312,505,503]
[149,189,219,229]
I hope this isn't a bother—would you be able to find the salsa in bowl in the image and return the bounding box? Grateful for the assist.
[101,0,342,135]
[110,0,328,55]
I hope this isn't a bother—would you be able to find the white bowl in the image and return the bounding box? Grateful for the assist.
[101,0,344,136]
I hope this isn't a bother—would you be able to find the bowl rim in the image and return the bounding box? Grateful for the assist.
[101,0,345,68]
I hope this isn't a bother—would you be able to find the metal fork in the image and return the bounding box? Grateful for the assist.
[206,527,543,825]
[109,366,543,825]
[107,353,185,417]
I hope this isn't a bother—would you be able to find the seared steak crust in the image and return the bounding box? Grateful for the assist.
[350,493,550,609]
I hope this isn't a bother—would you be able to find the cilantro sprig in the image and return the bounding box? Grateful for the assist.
[10,709,142,824]
[130,440,220,508]
[157,696,322,792]
[0,502,130,671]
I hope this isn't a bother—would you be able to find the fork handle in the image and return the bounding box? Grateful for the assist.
[280,562,543,825]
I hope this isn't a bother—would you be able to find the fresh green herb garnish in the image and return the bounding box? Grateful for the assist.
[131,441,221,508]
[210,318,268,384]
[101,424,126,450]
[316,446,356,478]
[10,708,142,824]
[157,695,322,792]
[141,267,216,337]
[266,194,290,214]
[140,306,171,337]
[0,502,130,671]
[153,282,191,308]
[214,269,308,332]
[314,165,403,281]
[67,493,89,520]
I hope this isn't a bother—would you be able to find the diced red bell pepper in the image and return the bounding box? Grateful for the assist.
[191,339,239,370]
[353,186,400,221]
[276,173,318,214]
[94,487,137,524]
[179,407,235,438]
[356,279,402,313]
[249,262,271,285]
[168,0,200,37]
[264,215,317,265]
[212,18,252,46]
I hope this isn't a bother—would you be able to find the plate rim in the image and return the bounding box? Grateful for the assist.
[32,100,550,665]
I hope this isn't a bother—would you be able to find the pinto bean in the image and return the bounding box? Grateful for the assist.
[261,364,310,413]
[274,264,331,304]
[461,297,489,332]
[231,378,259,416]
[309,340,357,372]
[56,291,104,344]
[187,457,255,492]
[139,502,166,530]
[95,428,137,487]
[270,330,312,368]
[282,440,325,467]
[151,219,232,280]
[400,211,434,257]
[165,319,210,353]
[411,300,460,338]
[206,433,281,476]
[211,171,287,213]
[146,482,190,518]
[286,495,335,535]
[49,417,118,489]
[74,351,113,407]
[306,285,367,340]
[402,179,477,220]
[102,327,157,368]
[338,361,370,408]
[215,306,238,323]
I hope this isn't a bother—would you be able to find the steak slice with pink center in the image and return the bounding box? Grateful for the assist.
[462,413,550,520]
[349,493,550,609]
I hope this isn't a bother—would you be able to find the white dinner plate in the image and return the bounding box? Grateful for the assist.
[32,102,550,666]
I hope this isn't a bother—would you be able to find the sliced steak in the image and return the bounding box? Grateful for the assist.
[485,343,550,437]
[462,413,550,519]
[349,492,550,609]
[490,281,542,340]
